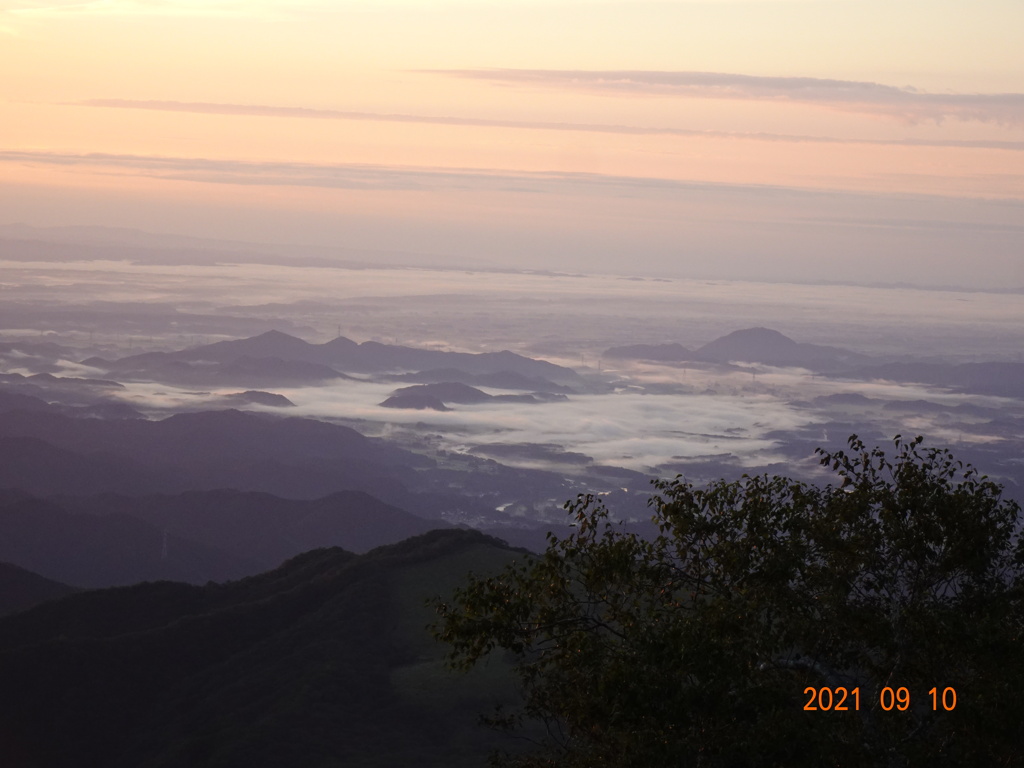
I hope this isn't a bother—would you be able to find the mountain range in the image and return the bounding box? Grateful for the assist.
[604,327,1024,399]
[83,329,584,387]
[0,407,421,497]
[0,487,445,588]
[604,327,867,370]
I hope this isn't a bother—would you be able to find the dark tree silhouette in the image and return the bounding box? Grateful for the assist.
[434,436,1024,767]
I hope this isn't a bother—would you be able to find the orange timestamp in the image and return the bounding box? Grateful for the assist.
[803,686,957,712]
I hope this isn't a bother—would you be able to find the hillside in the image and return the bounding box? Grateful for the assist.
[0,563,76,617]
[0,529,527,768]
[0,408,427,503]
[0,488,446,588]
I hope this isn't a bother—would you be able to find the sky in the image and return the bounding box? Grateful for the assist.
[2,0,1024,288]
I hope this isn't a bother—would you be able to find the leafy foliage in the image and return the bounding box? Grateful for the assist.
[433,436,1024,767]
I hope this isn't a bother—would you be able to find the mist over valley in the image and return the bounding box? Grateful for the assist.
[2,228,1022,569]
[3,230,1021,766]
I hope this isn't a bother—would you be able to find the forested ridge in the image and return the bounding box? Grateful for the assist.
[0,529,522,768]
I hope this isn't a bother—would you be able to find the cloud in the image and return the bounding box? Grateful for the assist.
[0,148,809,197]
[6,148,1024,232]
[110,376,813,474]
[6,0,278,18]
[74,99,1024,152]
[0,5,23,33]
[109,363,996,477]
[1,0,810,13]
[795,216,1024,236]
[0,149,513,192]
[428,69,1024,127]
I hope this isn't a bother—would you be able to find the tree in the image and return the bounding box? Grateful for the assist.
[432,436,1024,767]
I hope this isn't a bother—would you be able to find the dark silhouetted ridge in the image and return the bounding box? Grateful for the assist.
[0,528,521,768]
[380,393,452,411]
[695,327,867,369]
[88,330,584,385]
[0,562,76,617]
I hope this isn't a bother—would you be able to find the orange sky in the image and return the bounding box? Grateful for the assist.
[2,0,1023,287]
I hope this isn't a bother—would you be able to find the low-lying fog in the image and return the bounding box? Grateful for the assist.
[3,240,1023,517]
[102,359,1014,477]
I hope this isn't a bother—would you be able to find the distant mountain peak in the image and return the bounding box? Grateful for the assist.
[322,335,358,350]
[694,327,798,363]
[251,329,304,342]
[392,382,491,404]
[709,327,796,345]
[696,327,863,369]
[380,393,452,411]
[184,330,314,363]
